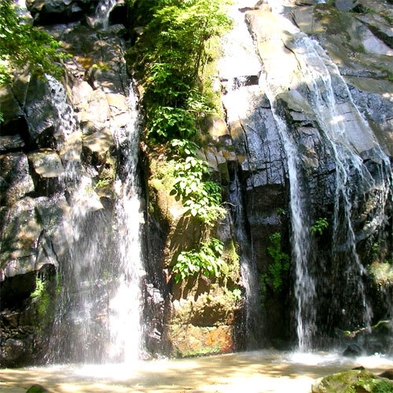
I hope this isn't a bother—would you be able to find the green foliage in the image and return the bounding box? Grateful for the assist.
[130,0,231,141]
[170,139,199,157]
[30,276,52,318]
[0,0,65,85]
[373,380,393,393]
[311,217,329,236]
[266,232,290,290]
[94,179,111,189]
[132,0,231,283]
[172,238,224,283]
[230,288,242,302]
[31,277,45,299]
[148,105,197,139]
[170,156,226,226]
[276,208,287,217]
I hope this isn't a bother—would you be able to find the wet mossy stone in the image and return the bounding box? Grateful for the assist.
[312,369,393,393]
[26,385,51,393]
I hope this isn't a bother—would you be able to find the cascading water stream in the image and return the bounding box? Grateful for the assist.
[259,74,316,351]
[289,37,378,333]
[261,0,392,346]
[43,76,104,362]
[108,85,144,363]
[287,32,392,337]
[93,0,117,29]
[229,174,264,346]
[247,3,317,350]
[44,74,143,363]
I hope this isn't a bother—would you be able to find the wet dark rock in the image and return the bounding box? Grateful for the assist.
[0,272,36,309]
[379,369,393,380]
[343,343,363,357]
[0,7,133,366]
[26,0,100,24]
[2,338,30,361]
[0,153,34,206]
[0,135,25,152]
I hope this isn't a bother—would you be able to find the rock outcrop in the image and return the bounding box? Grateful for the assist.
[0,13,137,365]
[1,0,393,366]
[220,0,393,348]
[312,369,393,393]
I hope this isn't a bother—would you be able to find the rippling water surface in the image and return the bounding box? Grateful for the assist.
[1,350,393,393]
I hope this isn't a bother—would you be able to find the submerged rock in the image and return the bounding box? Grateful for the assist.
[343,343,363,357]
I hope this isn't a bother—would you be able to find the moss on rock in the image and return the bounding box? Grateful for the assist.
[312,369,393,393]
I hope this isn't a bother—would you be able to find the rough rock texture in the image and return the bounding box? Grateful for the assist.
[26,0,99,24]
[144,151,243,357]
[0,0,243,365]
[312,369,393,393]
[2,0,393,366]
[0,16,137,366]
[219,0,393,349]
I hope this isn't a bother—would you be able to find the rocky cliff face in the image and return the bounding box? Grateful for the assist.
[0,0,242,366]
[0,1,140,365]
[220,0,393,349]
[1,0,393,367]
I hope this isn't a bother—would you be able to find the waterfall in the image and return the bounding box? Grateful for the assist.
[255,0,392,347]
[287,32,392,341]
[220,0,393,350]
[290,36,377,333]
[229,174,264,347]
[44,76,110,363]
[44,72,143,363]
[258,74,316,351]
[93,0,117,29]
[108,85,143,363]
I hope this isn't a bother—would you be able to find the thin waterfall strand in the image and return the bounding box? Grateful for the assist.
[93,0,117,29]
[259,75,316,351]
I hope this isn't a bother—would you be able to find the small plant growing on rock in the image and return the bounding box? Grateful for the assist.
[266,232,290,291]
[311,217,329,236]
[172,238,224,283]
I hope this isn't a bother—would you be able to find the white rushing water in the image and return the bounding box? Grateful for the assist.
[259,72,316,351]
[263,0,392,346]
[109,85,144,363]
[219,0,318,349]
[93,0,117,29]
[289,35,378,333]
[44,72,143,363]
[221,0,392,350]
[3,350,393,393]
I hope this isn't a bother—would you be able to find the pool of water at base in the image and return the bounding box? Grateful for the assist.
[1,350,393,393]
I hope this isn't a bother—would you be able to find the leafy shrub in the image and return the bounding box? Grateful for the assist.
[148,105,197,139]
[130,0,231,141]
[0,0,65,85]
[170,156,226,226]
[172,238,224,283]
[170,139,199,157]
